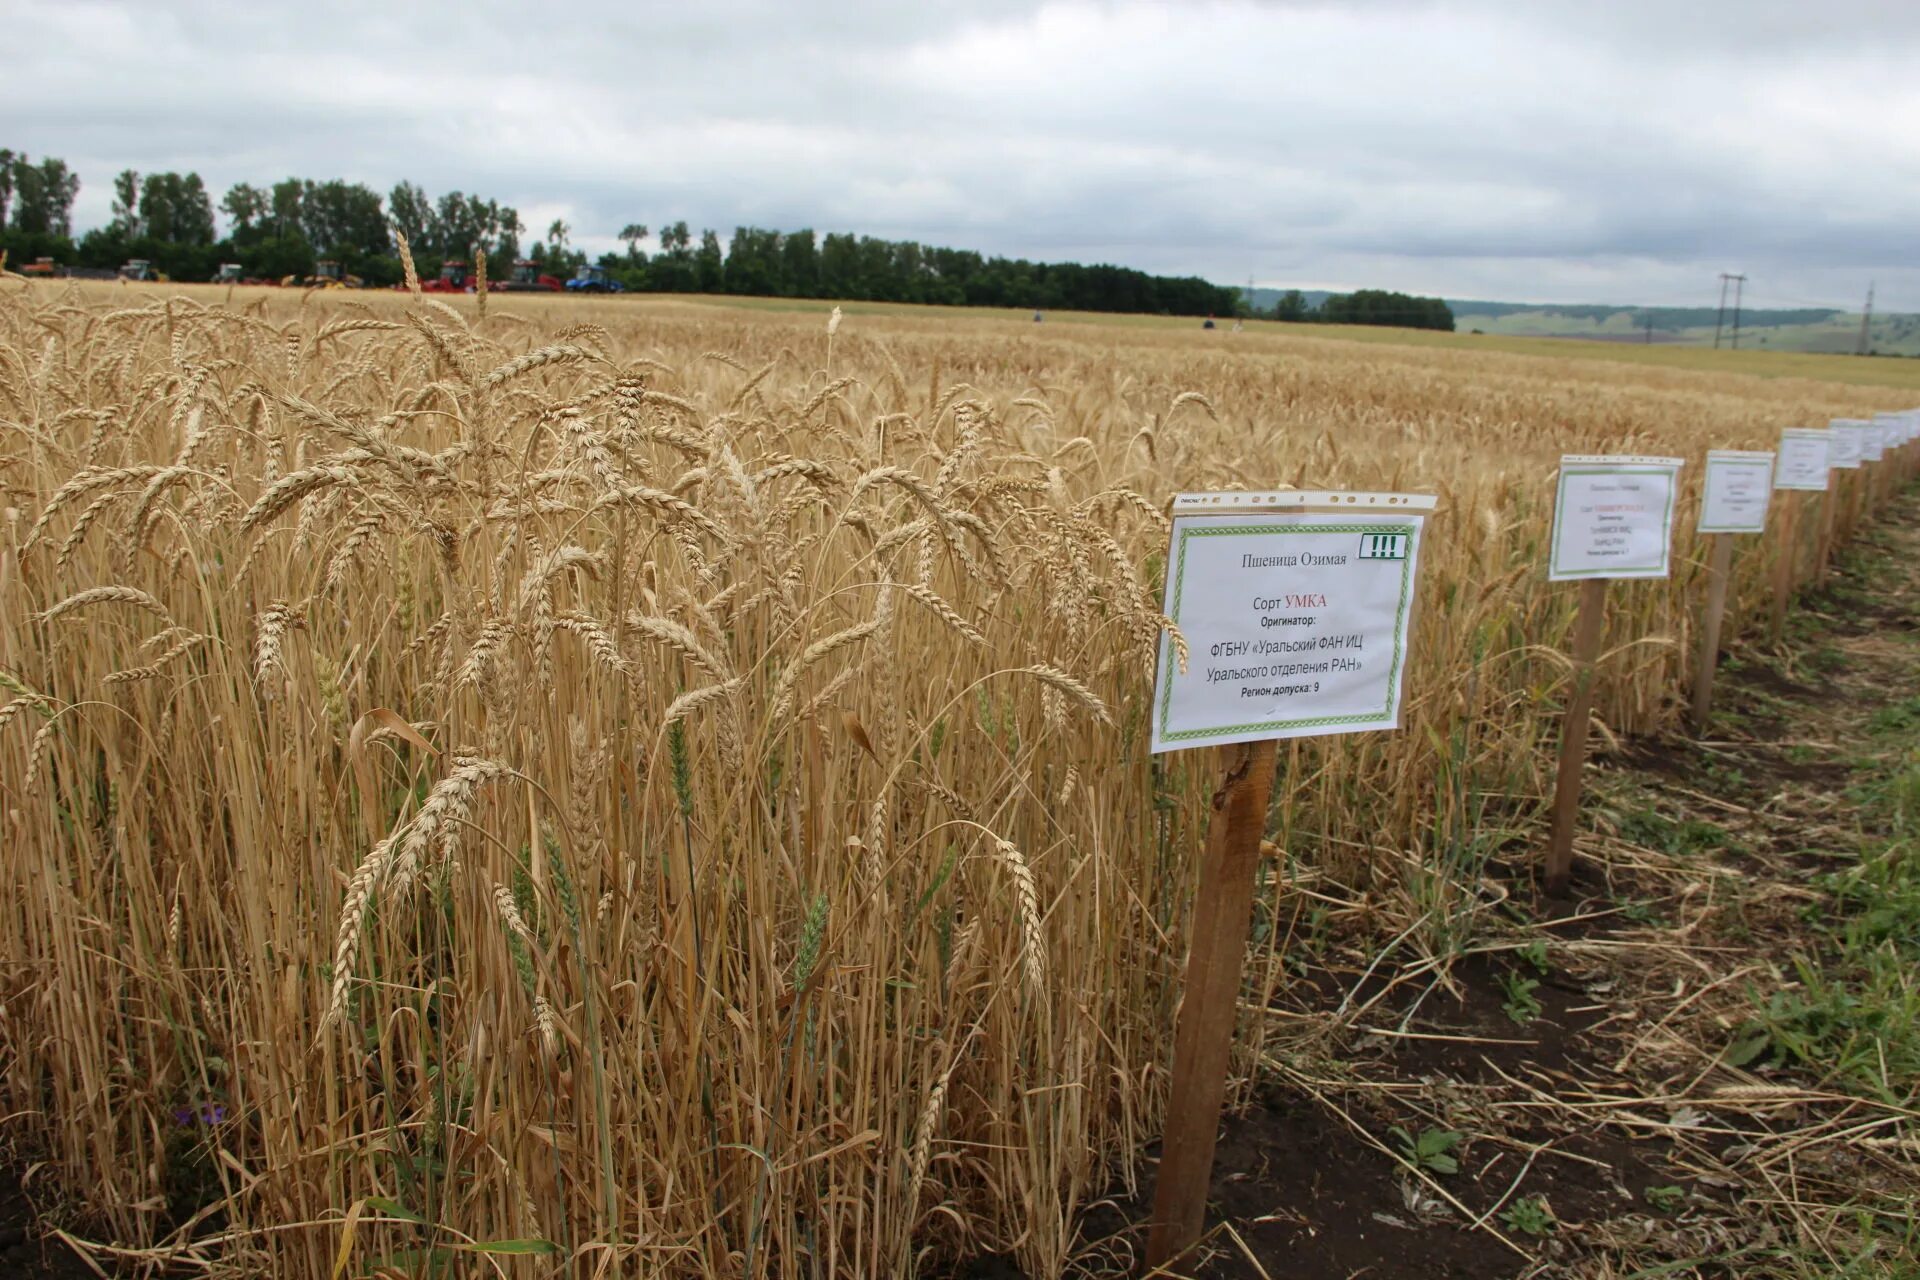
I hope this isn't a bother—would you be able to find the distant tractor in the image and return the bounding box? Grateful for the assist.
[564,264,624,294]
[389,259,469,293]
[491,259,563,292]
[282,260,364,289]
[213,263,245,284]
[22,257,59,279]
[118,259,167,283]
[311,260,364,288]
[424,260,470,292]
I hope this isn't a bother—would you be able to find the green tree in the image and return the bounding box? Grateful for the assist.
[137,172,215,246]
[387,181,433,254]
[300,180,386,257]
[138,173,176,241]
[723,226,786,296]
[10,156,79,236]
[494,206,523,260]
[221,183,269,237]
[1273,289,1310,322]
[547,218,570,257]
[269,179,305,238]
[644,220,695,291]
[781,228,818,297]
[618,222,649,263]
[1319,288,1453,332]
[695,229,724,292]
[111,170,141,236]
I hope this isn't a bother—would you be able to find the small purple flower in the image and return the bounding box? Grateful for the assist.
[172,1103,227,1127]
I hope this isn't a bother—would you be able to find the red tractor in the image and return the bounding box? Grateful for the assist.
[489,259,564,293]
[423,259,470,292]
[395,260,473,293]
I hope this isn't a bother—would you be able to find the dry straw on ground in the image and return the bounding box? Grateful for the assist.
[0,278,1907,1278]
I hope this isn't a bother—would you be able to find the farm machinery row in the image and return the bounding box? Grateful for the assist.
[402,259,625,294]
[264,258,621,294]
[17,255,621,295]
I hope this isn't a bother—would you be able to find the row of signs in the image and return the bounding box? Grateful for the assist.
[1149,411,1920,753]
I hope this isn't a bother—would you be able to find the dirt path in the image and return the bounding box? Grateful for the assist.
[1032,486,1920,1279]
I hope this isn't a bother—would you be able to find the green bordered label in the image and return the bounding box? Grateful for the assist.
[1150,507,1429,754]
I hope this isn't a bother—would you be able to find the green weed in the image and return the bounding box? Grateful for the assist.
[1501,1195,1554,1235]
[1388,1125,1462,1176]
[1500,972,1542,1024]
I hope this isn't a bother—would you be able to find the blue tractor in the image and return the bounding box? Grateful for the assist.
[564,264,625,294]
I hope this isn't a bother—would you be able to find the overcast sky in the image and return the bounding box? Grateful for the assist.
[8,0,1920,308]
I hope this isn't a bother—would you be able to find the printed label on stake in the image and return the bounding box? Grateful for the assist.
[1698,450,1774,534]
[1150,496,1433,754]
[1775,429,1832,491]
[1863,420,1890,462]
[1548,455,1683,581]
[1830,420,1866,470]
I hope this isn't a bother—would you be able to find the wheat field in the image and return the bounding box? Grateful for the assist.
[0,278,1909,1278]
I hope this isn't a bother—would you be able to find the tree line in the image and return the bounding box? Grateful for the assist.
[4,147,1451,326]
[0,148,1241,315]
[1269,287,1455,331]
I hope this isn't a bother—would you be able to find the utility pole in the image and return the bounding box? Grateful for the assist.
[1645,315,1654,344]
[1717,273,1748,349]
[1714,274,1732,348]
[1729,274,1746,348]
[1856,281,1875,356]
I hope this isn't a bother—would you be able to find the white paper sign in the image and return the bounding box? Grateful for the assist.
[1150,492,1433,753]
[1830,420,1867,470]
[1548,455,1683,581]
[1775,429,1831,491]
[1863,421,1888,462]
[1698,450,1774,533]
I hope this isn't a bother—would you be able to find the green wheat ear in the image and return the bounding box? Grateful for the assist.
[667,717,694,821]
[541,828,581,932]
[792,891,828,992]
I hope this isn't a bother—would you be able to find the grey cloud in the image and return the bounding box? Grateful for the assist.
[7,0,1920,308]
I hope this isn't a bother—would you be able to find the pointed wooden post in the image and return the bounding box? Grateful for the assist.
[1544,577,1607,898]
[1767,491,1799,640]
[1815,486,1837,585]
[1145,737,1278,1270]
[1691,533,1734,734]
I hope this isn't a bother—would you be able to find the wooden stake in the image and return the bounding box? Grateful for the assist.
[1145,736,1279,1270]
[1815,485,1836,586]
[1691,533,1735,735]
[1768,490,1799,640]
[1543,577,1607,899]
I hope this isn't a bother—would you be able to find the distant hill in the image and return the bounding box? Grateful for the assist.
[1237,286,1919,356]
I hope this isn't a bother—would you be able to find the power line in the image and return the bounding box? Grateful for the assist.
[1714,273,1747,349]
